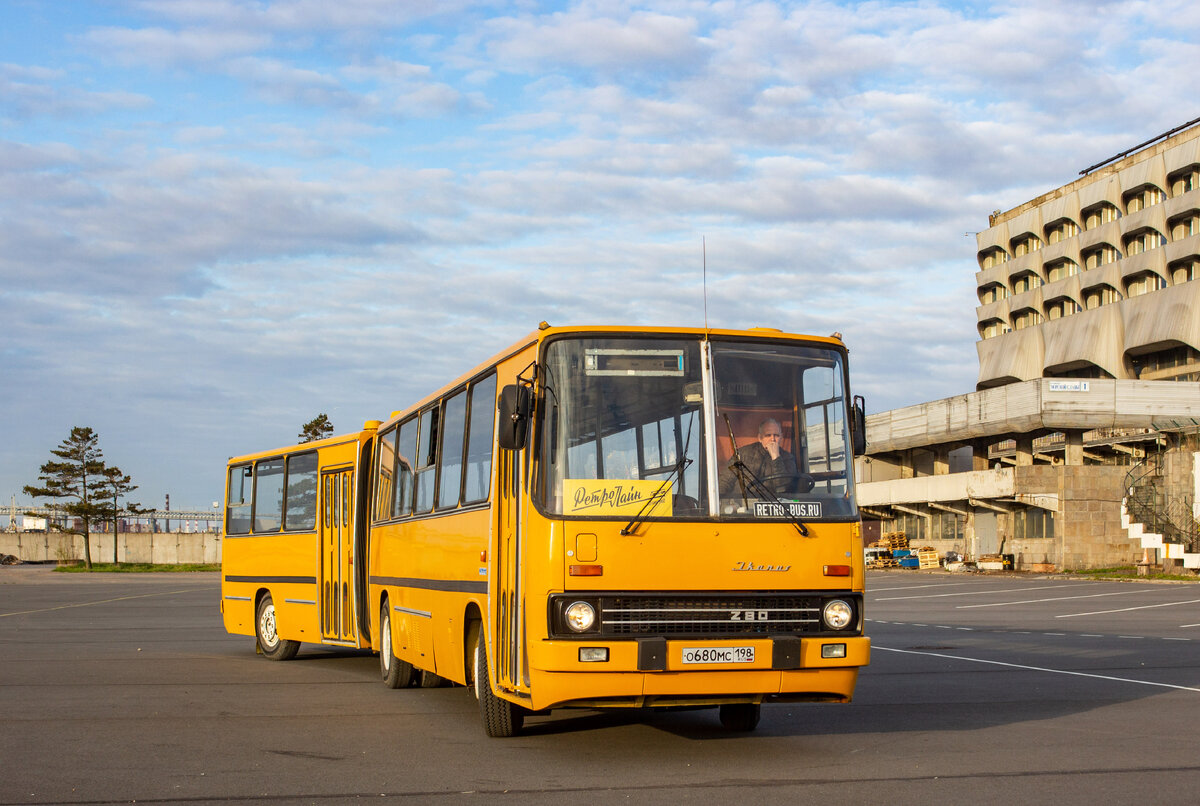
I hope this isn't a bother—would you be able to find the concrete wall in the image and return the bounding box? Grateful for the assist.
[1051,465,1136,569]
[861,463,1139,571]
[858,468,1015,506]
[0,530,222,564]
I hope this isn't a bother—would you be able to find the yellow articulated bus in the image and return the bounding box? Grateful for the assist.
[221,324,870,737]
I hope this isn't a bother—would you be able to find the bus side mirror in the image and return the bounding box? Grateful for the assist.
[498,384,532,450]
[852,395,866,456]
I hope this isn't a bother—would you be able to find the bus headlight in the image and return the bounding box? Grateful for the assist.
[822,599,854,631]
[564,601,597,633]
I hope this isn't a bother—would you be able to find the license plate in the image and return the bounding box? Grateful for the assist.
[680,646,755,665]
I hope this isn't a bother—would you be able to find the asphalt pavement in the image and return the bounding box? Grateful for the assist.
[2,564,1199,805]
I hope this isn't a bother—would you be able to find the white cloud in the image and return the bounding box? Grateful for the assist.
[81,25,271,66]
[483,7,707,73]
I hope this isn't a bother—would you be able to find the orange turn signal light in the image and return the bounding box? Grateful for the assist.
[569,564,603,576]
[823,565,851,576]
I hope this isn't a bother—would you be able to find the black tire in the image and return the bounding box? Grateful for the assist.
[474,636,523,737]
[719,703,761,731]
[256,593,300,661]
[379,602,414,689]
[419,670,447,688]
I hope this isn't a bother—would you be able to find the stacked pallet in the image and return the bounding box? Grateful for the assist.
[866,555,899,569]
[915,547,940,569]
[865,532,908,569]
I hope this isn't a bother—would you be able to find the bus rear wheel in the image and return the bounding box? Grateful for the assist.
[379,602,415,688]
[718,703,761,731]
[256,593,300,661]
[474,638,523,738]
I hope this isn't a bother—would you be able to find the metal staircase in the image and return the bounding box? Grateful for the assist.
[1121,447,1200,569]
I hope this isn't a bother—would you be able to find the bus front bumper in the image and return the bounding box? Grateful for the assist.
[525,635,870,711]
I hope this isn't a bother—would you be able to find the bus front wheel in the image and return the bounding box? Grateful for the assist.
[474,638,523,738]
[256,593,300,661]
[379,601,415,689]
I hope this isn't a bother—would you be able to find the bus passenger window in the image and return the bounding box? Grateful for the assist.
[395,418,417,517]
[438,391,467,509]
[414,407,440,514]
[226,464,252,535]
[254,459,285,532]
[463,375,497,503]
[284,452,319,531]
[375,427,398,521]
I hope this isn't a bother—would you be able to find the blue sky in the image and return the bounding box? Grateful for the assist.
[3,0,1199,511]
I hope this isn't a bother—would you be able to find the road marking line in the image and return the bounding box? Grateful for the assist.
[874,646,1200,693]
[872,622,1191,643]
[958,590,1146,609]
[0,589,200,618]
[865,581,978,592]
[1056,598,1200,619]
[874,584,1092,602]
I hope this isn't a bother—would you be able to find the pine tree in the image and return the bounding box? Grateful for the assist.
[298,413,334,443]
[24,427,107,568]
[100,466,142,564]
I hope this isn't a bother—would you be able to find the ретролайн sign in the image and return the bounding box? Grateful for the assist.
[564,479,673,517]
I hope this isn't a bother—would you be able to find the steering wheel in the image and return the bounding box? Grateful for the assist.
[758,472,815,494]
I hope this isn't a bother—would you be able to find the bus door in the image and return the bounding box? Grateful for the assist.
[321,467,356,643]
[493,446,525,692]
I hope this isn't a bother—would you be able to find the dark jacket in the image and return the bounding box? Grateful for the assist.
[721,442,799,496]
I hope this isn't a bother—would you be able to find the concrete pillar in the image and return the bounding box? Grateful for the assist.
[1065,431,1084,466]
[1015,436,1034,466]
[972,443,990,471]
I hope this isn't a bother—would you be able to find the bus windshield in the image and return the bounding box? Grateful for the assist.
[536,335,857,521]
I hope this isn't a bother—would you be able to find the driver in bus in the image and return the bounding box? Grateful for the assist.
[720,418,803,497]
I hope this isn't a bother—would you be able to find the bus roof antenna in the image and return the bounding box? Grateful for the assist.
[702,237,709,336]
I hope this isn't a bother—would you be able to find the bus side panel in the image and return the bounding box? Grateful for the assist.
[369,507,491,683]
[222,531,322,643]
[430,507,491,685]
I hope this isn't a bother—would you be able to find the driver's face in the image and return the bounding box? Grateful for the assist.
[759,427,782,446]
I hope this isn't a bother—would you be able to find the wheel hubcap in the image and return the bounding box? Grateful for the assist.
[260,606,278,647]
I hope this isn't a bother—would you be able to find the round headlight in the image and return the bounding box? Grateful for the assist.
[564,601,596,633]
[822,599,854,631]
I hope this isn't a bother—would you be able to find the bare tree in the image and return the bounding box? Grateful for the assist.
[299,413,334,443]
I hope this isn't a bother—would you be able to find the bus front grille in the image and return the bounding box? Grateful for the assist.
[599,595,824,637]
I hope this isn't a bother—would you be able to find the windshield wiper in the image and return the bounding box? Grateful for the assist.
[723,414,810,537]
[620,456,692,536]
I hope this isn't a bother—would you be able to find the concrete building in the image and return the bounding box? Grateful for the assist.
[857,120,1200,571]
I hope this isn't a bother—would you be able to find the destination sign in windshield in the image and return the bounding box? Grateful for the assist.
[754,501,822,519]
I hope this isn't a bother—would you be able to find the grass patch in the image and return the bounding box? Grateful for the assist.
[54,563,219,573]
[1061,565,1198,582]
